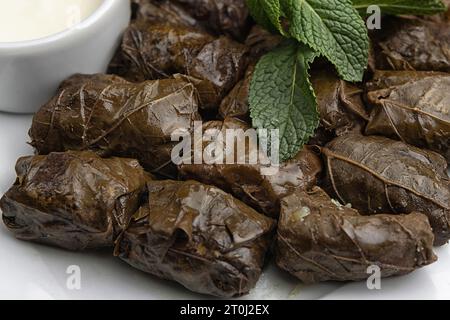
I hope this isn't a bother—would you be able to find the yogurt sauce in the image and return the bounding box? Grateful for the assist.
[0,0,104,43]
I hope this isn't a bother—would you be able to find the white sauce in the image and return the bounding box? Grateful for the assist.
[0,0,104,43]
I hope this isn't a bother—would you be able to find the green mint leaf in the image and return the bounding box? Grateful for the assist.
[281,0,369,82]
[352,0,446,15]
[249,41,320,161]
[246,0,276,31]
[246,0,284,33]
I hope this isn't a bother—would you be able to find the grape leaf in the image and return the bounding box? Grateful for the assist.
[280,0,369,82]
[352,0,446,15]
[249,41,320,161]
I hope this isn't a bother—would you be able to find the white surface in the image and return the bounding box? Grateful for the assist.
[0,113,449,300]
[0,0,130,113]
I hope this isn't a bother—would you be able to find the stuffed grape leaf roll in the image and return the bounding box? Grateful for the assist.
[218,65,254,121]
[131,0,205,30]
[29,74,201,177]
[0,151,149,251]
[178,118,323,218]
[365,70,448,92]
[245,25,283,61]
[114,21,249,109]
[322,134,450,246]
[311,68,369,138]
[172,0,251,40]
[365,71,450,162]
[373,17,450,72]
[115,180,275,298]
[276,187,437,283]
[132,0,251,40]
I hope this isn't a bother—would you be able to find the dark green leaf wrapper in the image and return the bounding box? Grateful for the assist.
[311,68,369,137]
[218,65,254,121]
[322,134,450,246]
[0,151,149,251]
[172,0,251,40]
[366,71,450,162]
[178,118,323,218]
[131,0,206,30]
[373,17,450,72]
[245,25,283,61]
[4,0,449,296]
[114,21,249,109]
[29,74,201,177]
[365,70,448,91]
[131,0,250,40]
[276,187,437,283]
[115,180,275,298]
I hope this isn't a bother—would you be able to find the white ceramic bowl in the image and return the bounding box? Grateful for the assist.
[0,0,131,114]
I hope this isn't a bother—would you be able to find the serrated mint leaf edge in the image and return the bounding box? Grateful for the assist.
[281,0,369,82]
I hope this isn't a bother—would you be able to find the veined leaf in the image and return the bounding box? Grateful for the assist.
[246,0,284,33]
[249,41,320,161]
[281,0,369,82]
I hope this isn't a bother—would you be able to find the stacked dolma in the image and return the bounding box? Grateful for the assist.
[131,0,205,30]
[276,187,437,283]
[178,118,323,218]
[170,0,250,40]
[365,71,450,162]
[321,134,450,246]
[218,65,254,121]
[1,153,276,297]
[373,17,450,72]
[29,74,201,177]
[132,0,250,40]
[311,68,369,138]
[3,0,450,296]
[116,180,275,297]
[0,151,149,251]
[113,19,249,109]
[245,25,283,61]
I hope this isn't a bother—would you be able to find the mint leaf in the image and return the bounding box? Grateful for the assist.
[281,0,369,82]
[246,0,284,33]
[249,41,320,161]
[246,0,276,31]
[352,0,446,15]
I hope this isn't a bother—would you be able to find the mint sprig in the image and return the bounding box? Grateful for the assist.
[282,0,369,82]
[247,0,446,162]
[249,41,319,161]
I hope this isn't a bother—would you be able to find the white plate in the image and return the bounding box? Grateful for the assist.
[0,112,449,300]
